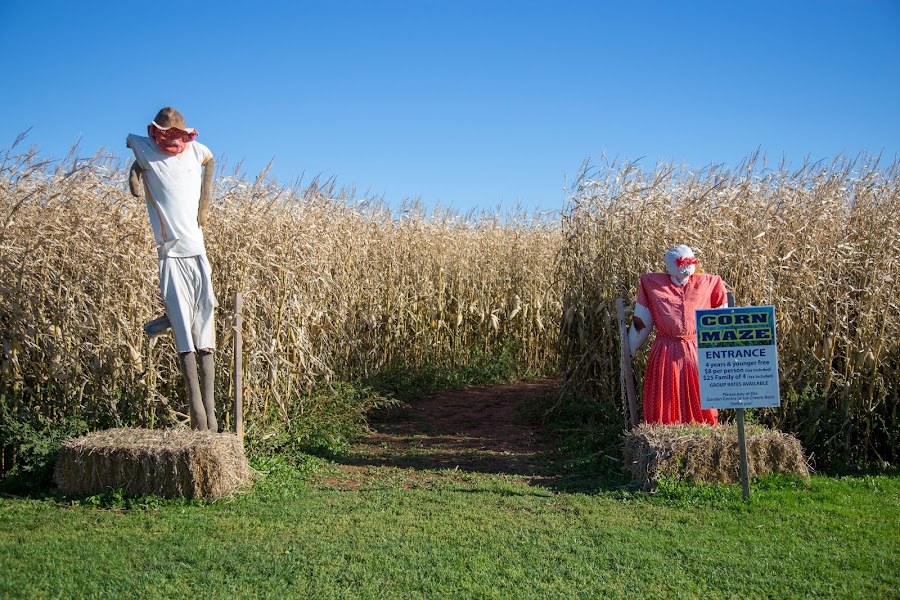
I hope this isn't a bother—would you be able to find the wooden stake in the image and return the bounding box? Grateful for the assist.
[233,292,244,443]
[616,297,639,428]
[726,290,750,500]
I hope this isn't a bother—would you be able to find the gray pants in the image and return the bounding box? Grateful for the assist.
[179,350,217,431]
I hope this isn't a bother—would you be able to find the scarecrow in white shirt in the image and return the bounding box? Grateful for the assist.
[126,107,218,431]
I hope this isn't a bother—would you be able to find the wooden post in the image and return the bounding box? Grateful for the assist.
[616,297,639,428]
[726,290,750,500]
[233,292,244,443]
[736,408,751,500]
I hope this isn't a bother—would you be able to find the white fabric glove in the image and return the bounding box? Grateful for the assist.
[627,303,653,357]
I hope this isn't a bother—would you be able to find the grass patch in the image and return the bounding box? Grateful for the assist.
[1,382,895,598]
[0,458,896,598]
[516,387,632,493]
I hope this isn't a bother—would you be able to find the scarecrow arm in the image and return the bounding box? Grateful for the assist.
[627,303,653,357]
[198,156,214,227]
[128,161,143,198]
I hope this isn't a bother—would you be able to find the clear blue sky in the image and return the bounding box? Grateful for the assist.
[2,1,898,214]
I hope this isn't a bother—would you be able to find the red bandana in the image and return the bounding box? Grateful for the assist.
[675,256,698,269]
[148,124,198,155]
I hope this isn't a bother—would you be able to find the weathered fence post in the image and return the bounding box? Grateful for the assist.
[616,297,639,428]
[233,292,244,442]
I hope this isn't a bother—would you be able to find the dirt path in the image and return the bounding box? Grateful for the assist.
[330,378,561,488]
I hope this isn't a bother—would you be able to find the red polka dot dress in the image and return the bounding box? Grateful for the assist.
[636,273,726,425]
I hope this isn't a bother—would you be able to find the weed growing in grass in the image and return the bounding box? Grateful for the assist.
[249,452,328,482]
[0,409,87,493]
[78,489,182,511]
[243,381,401,459]
[652,476,745,506]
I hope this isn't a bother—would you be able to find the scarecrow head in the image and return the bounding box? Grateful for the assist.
[148,107,198,156]
[665,244,698,283]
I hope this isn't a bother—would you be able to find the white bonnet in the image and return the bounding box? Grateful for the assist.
[664,244,697,278]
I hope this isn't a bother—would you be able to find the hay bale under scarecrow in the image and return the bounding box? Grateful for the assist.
[623,423,809,491]
[54,428,254,499]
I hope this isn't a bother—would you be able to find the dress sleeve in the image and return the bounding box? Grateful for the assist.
[710,275,727,308]
[629,275,655,356]
[636,274,650,308]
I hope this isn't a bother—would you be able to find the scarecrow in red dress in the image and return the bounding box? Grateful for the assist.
[627,245,727,425]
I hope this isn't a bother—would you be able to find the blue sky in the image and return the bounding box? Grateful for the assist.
[1,1,898,214]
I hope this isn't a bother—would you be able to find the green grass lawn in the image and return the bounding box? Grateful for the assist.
[0,453,897,599]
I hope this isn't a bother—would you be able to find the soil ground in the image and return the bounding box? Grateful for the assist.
[326,379,563,489]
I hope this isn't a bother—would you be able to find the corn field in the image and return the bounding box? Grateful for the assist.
[557,152,900,467]
[2,139,897,473]
[0,140,562,469]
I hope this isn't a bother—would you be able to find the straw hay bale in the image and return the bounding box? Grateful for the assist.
[54,428,254,498]
[623,423,809,491]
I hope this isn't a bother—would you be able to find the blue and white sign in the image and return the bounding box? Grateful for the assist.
[696,306,781,409]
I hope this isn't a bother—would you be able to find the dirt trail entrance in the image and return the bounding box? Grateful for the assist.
[332,378,561,487]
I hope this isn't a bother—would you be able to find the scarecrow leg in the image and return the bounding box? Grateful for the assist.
[179,352,206,431]
[198,349,217,432]
[143,314,171,337]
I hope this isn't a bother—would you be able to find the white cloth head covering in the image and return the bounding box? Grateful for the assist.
[665,244,697,282]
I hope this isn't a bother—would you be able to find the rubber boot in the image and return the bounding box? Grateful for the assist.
[178,352,206,431]
[198,349,217,432]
